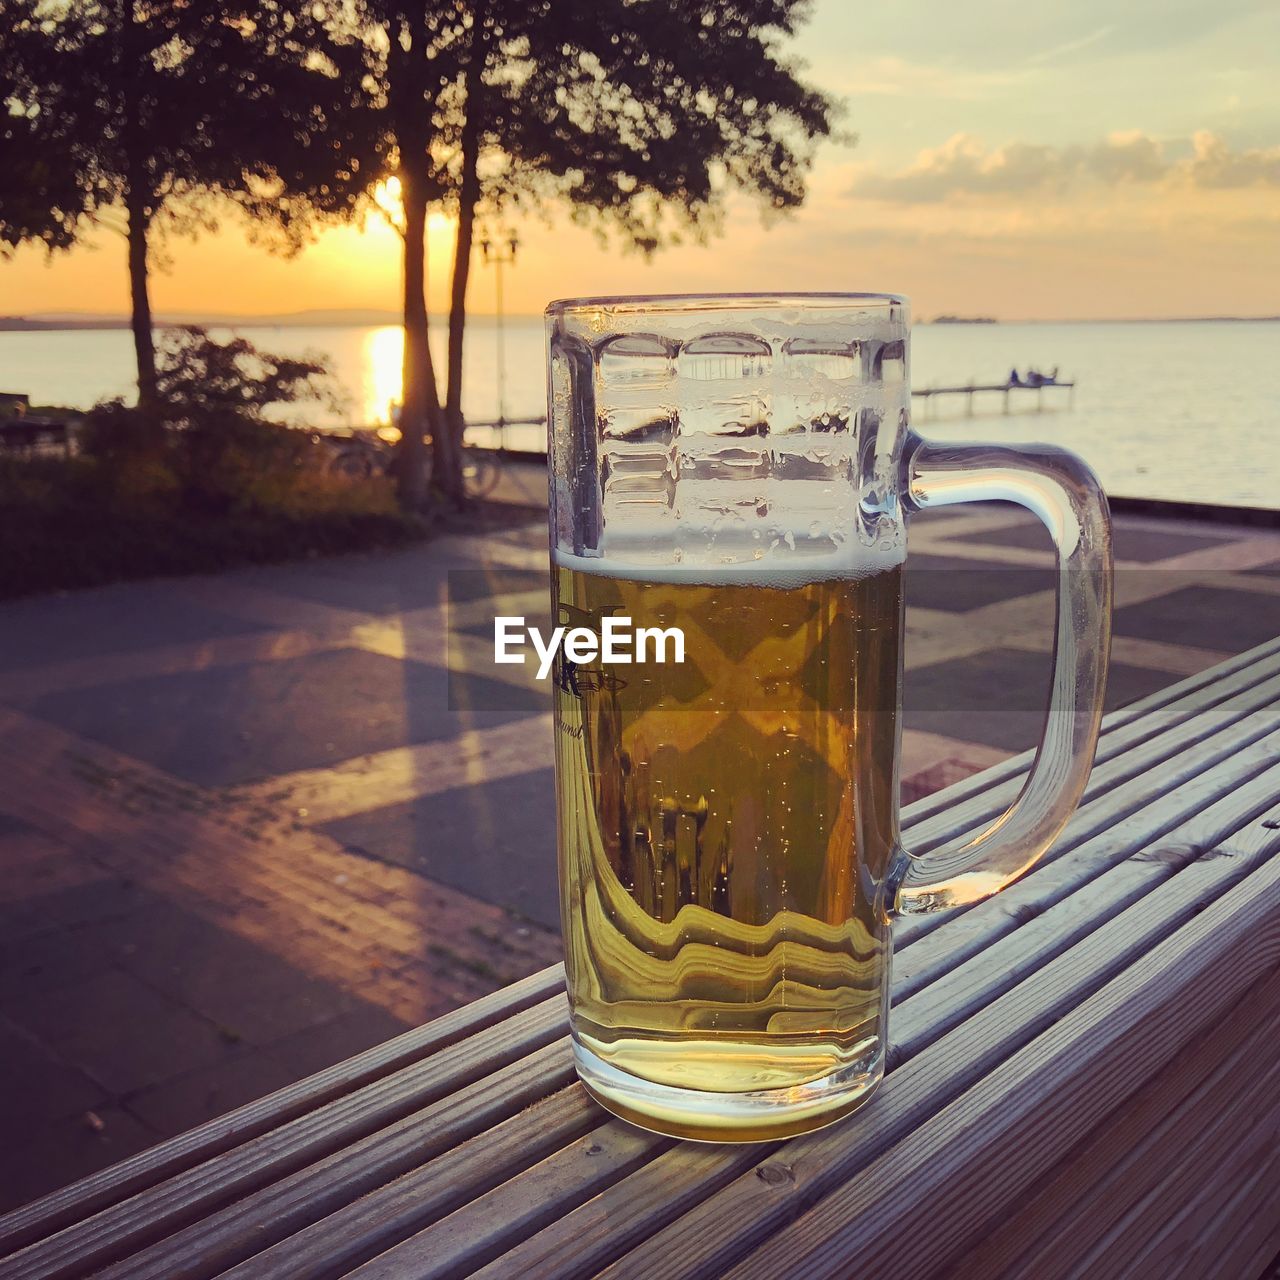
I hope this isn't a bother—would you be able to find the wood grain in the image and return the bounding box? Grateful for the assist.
[4,640,1280,1280]
[588,788,1280,1280]
[346,1121,663,1280]
[0,1002,570,1280]
[216,1088,599,1280]
[0,964,564,1259]
[950,968,1280,1279]
[91,1044,581,1280]
[188,725,1280,1280]
[723,834,1280,1280]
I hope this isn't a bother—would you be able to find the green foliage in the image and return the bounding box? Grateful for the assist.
[0,1,385,258]
[347,0,838,504]
[22,405,84,424]
[0,464,424,599]
[75,328,343,512]
[0,1,387,403]
[0,330,426,599]
[417,0,840,248]
[1,0,834,258]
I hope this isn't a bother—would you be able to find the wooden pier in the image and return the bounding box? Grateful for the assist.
[362,389,1076,455]
[466,382,1078,441]
[912,379,1076,418]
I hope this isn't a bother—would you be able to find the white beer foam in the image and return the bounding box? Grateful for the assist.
[554,539,905,588]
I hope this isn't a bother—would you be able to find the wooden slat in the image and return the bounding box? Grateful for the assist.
[0,962,564,1259]
[894,692,1280,1002]
[467,1144,761,1280]
[897,657,1280,948]
[172,725,1280,1280]
[1070,1018,1280,1280]
[3,642,1278,1276]
[1182,1171,1280,1280]
[1066,1052,1280,1280]
[448,660,1280,1280]
[472,737,1280,1280]
[102,1058,583,1280]
[218,1087,600,1280]
[889,750,1280,1062]
[396,763,1280,1280]
[722,832,1280,1279]
[949,969,1280,1279]
[346,1122,663,1280]
[1122,1134,1280,1280]
[0,1000,569,1280]
[1036,1010,1280,1280]
[396,737,1280,1280]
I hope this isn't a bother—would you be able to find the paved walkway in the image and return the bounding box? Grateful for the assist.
[1,459,1278,1211]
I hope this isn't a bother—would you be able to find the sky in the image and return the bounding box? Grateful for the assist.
[4,0,1279,322]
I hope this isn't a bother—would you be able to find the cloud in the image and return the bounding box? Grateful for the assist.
[854,133,1167,202]
[1188,130,1280,188]
[1086,131,1168,182]
[854,131,1280,202]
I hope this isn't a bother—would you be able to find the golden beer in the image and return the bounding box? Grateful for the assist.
[552,558,904,1140]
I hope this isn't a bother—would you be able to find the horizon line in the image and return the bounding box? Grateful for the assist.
[2,309,1279,332]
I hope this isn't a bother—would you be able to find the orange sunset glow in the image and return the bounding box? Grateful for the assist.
[4,0,1278,321]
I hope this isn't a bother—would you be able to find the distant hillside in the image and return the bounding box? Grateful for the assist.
[0,308,402,331]
[0,308,542,331]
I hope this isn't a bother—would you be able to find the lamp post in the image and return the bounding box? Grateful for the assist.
[479,232,519,434]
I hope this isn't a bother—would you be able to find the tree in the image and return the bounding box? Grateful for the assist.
[432,0,837,486]
[344,0,465,511]
[0,1,382,412]
[350,0,834,509]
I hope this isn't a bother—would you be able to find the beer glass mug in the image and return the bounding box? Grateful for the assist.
[545,293,1111,1142]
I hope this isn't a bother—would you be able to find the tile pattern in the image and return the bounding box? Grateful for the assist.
[0,458,1277,1212]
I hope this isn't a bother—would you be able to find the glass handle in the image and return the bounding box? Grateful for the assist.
[890,431,1113,915]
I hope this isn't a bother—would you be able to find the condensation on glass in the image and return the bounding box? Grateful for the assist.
[546,293,1112,1141]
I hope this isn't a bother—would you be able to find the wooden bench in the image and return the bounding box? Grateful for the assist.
[3,639,1280,1280]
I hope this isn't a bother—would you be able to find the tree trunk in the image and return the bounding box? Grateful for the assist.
[124,188,158,412]
[118,0,158,415]
[121,43,158,419]
[386,13,459,510]
[444,63,482,467]
[397,170,433,511]
[399,158,462,510]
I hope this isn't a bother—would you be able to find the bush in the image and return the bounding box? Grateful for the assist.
[78,327,347,516]
[0,330,428,599]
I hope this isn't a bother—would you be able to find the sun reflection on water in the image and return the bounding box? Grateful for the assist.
[362,325,403,426]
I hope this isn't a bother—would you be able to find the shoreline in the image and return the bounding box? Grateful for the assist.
[4,314,1280,334]
[494,450,1280,530]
